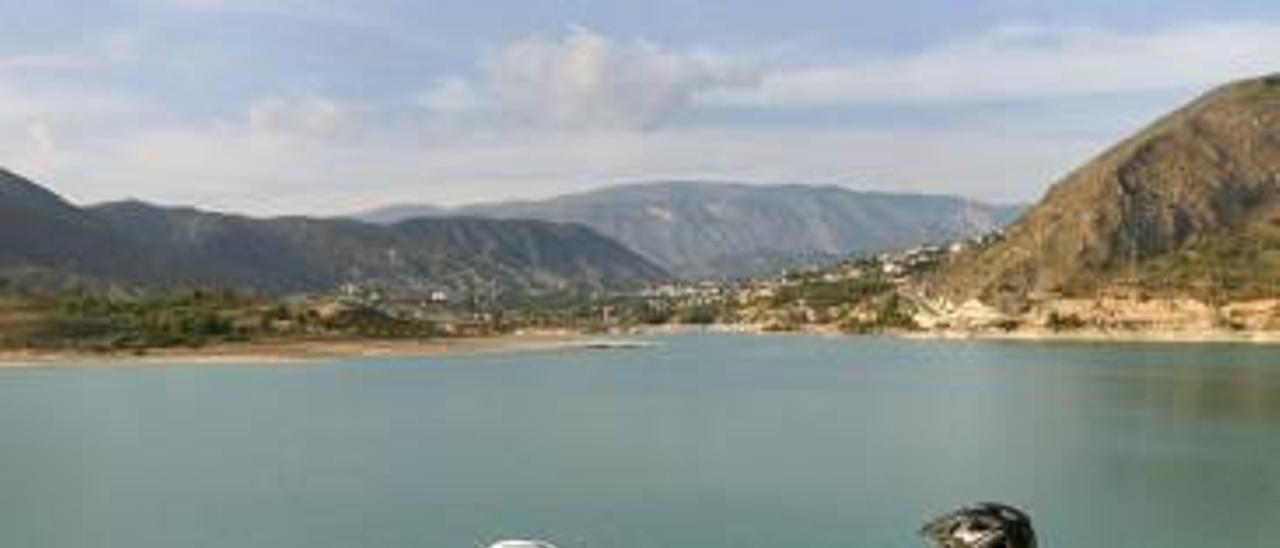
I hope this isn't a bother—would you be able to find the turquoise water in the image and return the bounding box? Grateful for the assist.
[2,334,1280,547]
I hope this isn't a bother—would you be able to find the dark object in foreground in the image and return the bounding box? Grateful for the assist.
[486,541,558,548]
[921,503,1037,548]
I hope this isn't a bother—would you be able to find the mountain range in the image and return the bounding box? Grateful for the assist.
[0,169,667,296]
[9,71,1280,308]
[938,74,1280,307]
[359,182,1023,278]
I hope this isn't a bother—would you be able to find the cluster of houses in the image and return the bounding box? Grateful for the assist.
[275,230,1010,334]
[634,230,1006,329]
[267,278,509,337]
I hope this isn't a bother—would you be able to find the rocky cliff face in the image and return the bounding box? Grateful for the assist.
[939,74,1280,307]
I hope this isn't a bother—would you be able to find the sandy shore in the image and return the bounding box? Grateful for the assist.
[0,330,598,369]
[6,324,1277,369]
[639,322,1280,344]
[903,328,1280,345]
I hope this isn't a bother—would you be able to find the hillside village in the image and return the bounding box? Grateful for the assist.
[7,74,1280,352]
[270,196,1280,340]
[295,231,1005,337]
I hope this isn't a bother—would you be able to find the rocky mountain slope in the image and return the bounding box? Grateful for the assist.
[0,169,666,295]
[360,182,1022,278]
[938,74,1280,308]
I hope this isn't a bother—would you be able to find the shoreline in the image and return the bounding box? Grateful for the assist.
[6,324,1280,369]
[0,330,597,369]
[638,322,1280,345]
[904,327,1280,345]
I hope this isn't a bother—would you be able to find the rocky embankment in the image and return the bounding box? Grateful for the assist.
[916,296,1280,342]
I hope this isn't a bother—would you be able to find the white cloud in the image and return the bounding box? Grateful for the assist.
[0,53,84,72]
[0,81,161,185]
[25,122,57,154]
[145,0,290,12]
[96,31,143,65]
[69,118,1107,215]
[417,78,480,114]
[427,26,759,130]
[7,21,1278,215]
[0,31,141,74]
[246,94,348,139]
[709,22,1280,107]
[2,121,65,180]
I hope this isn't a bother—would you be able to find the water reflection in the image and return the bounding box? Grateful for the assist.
[1038,345,1280,420]
[1,335,1279,548]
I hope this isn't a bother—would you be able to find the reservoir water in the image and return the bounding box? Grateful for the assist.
[2,334,1279,547]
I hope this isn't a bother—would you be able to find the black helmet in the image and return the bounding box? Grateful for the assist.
[920,503,1037,548]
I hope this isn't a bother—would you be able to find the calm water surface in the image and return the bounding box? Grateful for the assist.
[2,334,1280,548]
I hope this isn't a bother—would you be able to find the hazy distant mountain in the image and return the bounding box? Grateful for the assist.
[938,74,1280,306]
[357,203,451,224]
[0,169,666,295]
[359,182,1023,278]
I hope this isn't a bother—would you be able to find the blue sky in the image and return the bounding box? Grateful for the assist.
[3,0,1279,214]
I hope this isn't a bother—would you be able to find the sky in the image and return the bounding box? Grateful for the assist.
[2,0,1280,215]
